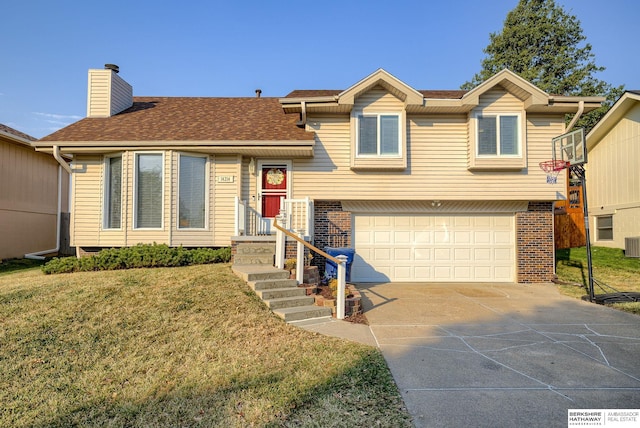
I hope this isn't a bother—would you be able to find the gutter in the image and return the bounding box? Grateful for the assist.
[25,165,63,260]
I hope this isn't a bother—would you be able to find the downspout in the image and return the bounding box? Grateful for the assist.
[25,145,72,260]
[565,100,585,133]
[25,165,63,260]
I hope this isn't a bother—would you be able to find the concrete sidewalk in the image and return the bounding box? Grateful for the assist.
[295,282,640,427]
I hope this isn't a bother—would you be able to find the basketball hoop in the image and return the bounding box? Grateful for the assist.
[539,160,569,184]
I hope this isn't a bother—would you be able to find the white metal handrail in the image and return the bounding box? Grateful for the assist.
[273,216,347,319]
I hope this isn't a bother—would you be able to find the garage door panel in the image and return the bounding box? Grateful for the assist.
[474,231,491,244]
[434,248,451,261]
[494,231,513,244]
[434,231,450,244]
[474,248,492,261]
[352,214,515,282]
[494,248,512,261]
[374,248,391,261]
[414,248,431,261]
[394,230,411,244]
[394,248,411,261]
[454,248,471,260]
[454,231,471,244]
[414,231,431,243]
[374,231,391,244]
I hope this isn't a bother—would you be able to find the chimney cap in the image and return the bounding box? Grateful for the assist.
[255,89,262,98]
[104,64,120,73]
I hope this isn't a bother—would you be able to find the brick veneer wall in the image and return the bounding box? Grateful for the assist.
[516,202,555,283]
[313,201,352,276]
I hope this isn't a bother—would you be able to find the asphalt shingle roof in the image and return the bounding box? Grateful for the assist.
[40,97,313,142]
[0,123,36,141]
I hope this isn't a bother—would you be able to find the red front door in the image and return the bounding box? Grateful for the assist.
[261,166,287,218]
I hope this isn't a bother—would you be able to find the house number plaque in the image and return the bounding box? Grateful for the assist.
[216,175,235,183]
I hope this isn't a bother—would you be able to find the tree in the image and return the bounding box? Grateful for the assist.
[463,0,623,132]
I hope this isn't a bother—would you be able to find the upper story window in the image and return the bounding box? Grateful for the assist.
[103,155,122,229]
[135,152,163,229]
[357,114,401,157]
[477,114,520,156]
[178,154,207,229]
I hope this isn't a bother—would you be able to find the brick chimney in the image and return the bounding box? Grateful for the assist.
[86,64,133,118]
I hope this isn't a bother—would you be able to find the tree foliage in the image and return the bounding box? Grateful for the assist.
[463,0,623,132]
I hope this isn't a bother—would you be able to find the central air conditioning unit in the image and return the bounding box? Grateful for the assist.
[625,237,640,258]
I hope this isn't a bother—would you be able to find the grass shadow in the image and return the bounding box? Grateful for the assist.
[0,258,45,275]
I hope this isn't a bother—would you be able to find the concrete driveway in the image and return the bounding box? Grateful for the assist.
[358,282,640,428]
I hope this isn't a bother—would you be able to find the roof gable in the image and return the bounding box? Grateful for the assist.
[587,91,640,150]
[337,69,424,107]
[462,69,549,109]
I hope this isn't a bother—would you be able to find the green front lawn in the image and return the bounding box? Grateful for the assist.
[555,246,640,314]
[0,263,411,427]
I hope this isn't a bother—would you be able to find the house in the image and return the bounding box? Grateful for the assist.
[584,91,640,251]
[0,124,70,260]
[34,65,604,283]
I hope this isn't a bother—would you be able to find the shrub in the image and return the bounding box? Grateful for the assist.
[42,244,231,274]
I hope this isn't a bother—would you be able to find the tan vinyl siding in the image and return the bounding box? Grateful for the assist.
[293,111,565,201]
[87,69,132,118]
[589,103,640,208]
[109,72,133,116]
[588,103,640,248]
[0,139,67,258]
[213,155,239,246]
[87,70,110,118]
[71,155,102,246]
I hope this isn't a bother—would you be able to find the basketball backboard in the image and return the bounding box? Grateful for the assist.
[552,128,586,166]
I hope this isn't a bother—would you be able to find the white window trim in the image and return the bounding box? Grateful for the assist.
[356,113,402,158]
[102,154,123,230]
[133,151,165,230]
[475,112,522,158]
[595,215,613,241]
[177,153,209,230]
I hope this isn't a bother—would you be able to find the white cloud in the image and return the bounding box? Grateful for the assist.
[33,112,82,121]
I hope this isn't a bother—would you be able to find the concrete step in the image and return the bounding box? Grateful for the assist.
[273,305,333,322]
[249,278,298,291]
[235,243,275,255]
[265,295,315,310]
[233,254,274,265]
[257,287,307,300]
[232,266,290,282]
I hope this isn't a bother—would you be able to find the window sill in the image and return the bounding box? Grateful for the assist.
[468,156,525,171]
[351,156,407,171]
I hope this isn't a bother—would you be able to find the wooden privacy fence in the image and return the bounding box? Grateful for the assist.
[554,184,586,249]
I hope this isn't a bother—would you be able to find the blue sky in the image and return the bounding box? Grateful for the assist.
[2,0,638,139]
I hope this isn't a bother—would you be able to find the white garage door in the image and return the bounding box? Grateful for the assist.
[352,214,515,282]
